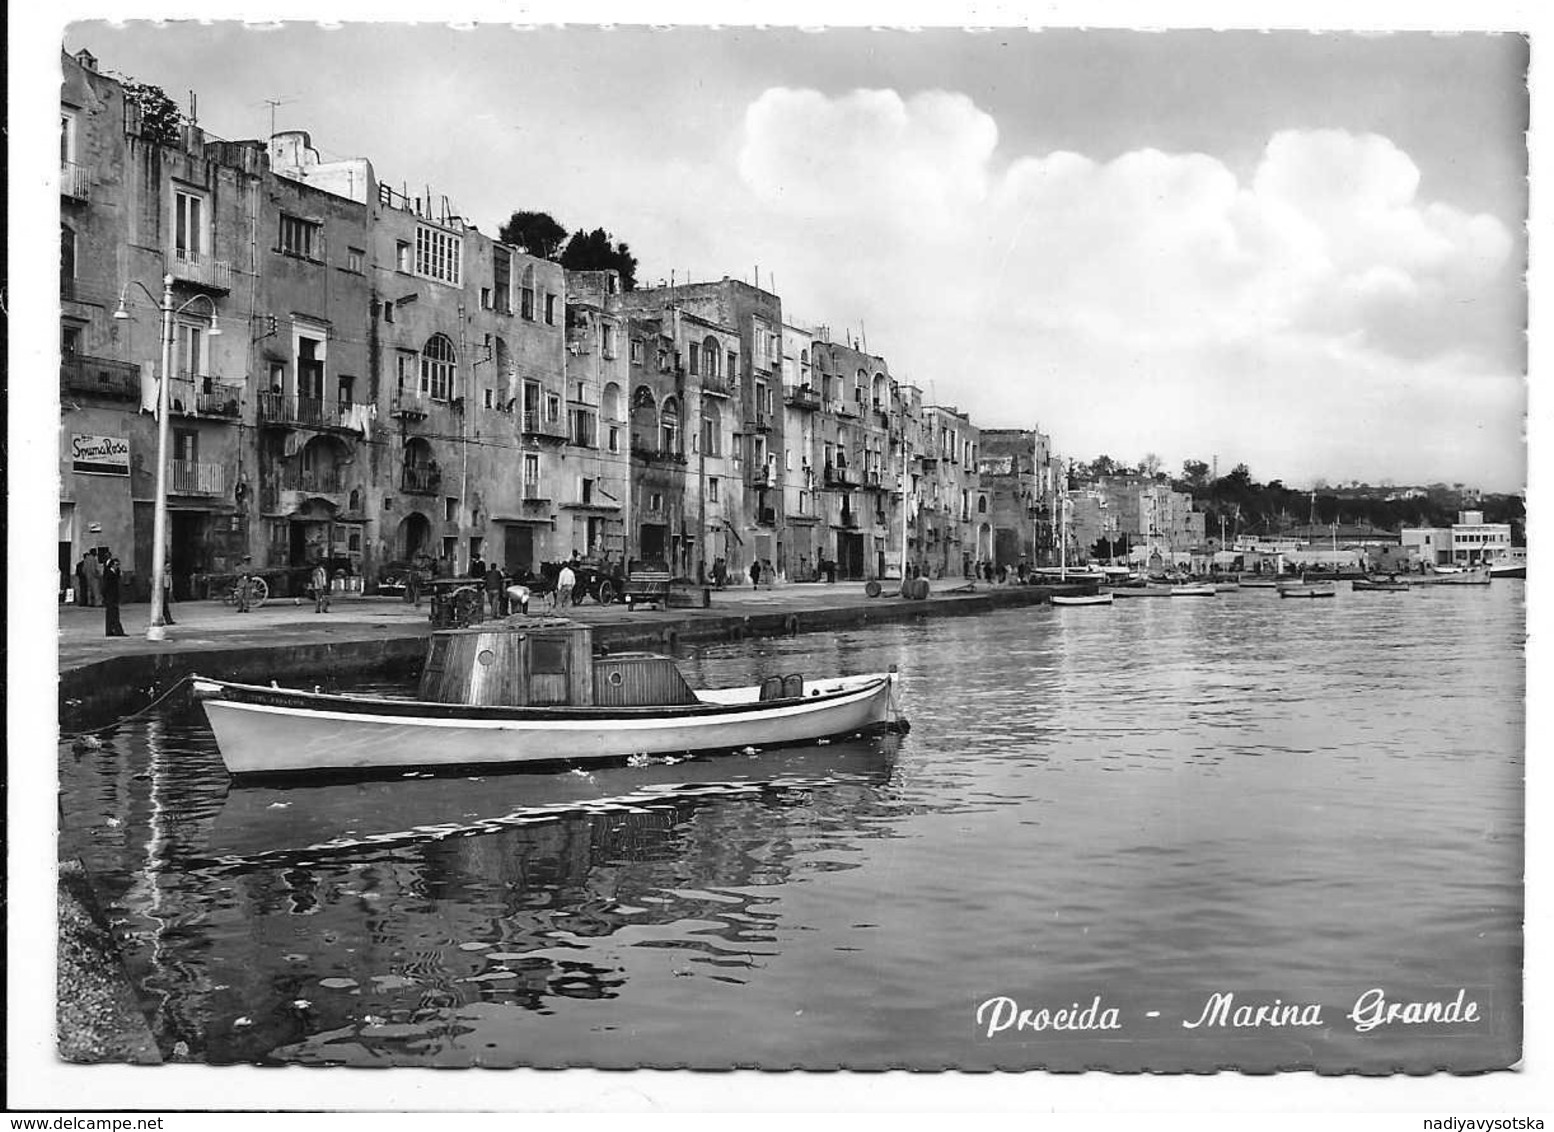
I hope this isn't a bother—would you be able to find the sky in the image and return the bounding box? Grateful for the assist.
[54,21,1529,491]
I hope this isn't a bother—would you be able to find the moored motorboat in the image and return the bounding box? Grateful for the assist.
[1413,565,1493,586]
[1051,592,1114,606]
[195,617,902,779]
[1352,577,1411,592]
[1488,549,1527,579]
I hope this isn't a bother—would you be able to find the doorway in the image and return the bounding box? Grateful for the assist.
[503,525,535,574]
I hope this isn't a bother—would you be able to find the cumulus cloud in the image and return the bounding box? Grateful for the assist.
[726,87,1523,487]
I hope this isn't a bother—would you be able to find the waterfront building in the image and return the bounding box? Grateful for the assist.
[561,270,633,565]
[807,333,897,580]
[978,428,1061,569]
[779,322,823,579]
[1401,510,1514,566]
[917,407,982,578]
[624,280,786,577]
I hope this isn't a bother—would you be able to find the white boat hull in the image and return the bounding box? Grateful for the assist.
[196,674,899,777]
[1051,593,1113,606]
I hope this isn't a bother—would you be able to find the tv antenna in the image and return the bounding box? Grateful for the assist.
[263,96,298,139]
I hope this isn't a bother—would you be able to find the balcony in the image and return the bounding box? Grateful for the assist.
[168,374,242,419]
[744,410,773,433]
[630,444,687,466]
[61,354,141,402]
[700,375,733,397]
[785,385,821,410]
[61,161,91,201]
[747,465,772,487]
[521,484,550,504]
[258,392,362,431]
[521,410,568,441]
[824,463,856,488]
[757,508,777,527]
[391,396,429,423]
[277,467,345,494]
[169,460,225,496]
[400,465,442,495]
[168,248,233,293]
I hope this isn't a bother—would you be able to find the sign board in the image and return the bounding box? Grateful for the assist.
[72,434,131,477]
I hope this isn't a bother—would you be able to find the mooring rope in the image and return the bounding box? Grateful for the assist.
[60,673,197,742]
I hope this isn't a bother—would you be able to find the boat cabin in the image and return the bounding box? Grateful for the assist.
[417,617,699,708]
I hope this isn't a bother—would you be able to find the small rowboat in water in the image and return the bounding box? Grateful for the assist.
[1352,577,1411,592]
[195,617,902,779]
[1170,583,1216,597]
[1051,592,1114,606]
[1278,582,1338,598]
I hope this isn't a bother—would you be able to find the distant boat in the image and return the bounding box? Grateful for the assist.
[1488,549,1527,579]
[1414,565,1493,586]
[1352,577,1411,592]
[1279,581,1338,598]
[1170,583,1216,597]
[1051,592,1114,607]
[1238,577,1281,589]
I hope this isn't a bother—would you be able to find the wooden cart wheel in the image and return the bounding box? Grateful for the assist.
[250,577,270,607]
[452,585,481,625]
[596,578,618,605]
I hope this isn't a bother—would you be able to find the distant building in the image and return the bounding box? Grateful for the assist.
[1401,510,1513,566]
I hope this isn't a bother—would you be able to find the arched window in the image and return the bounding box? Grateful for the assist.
[977,496,988,514]
[602,381,624,422]
[420,334,456,401]
[701,401,722,457]
[660,396,681,454]
[703,336,721,380]
[855,368,868,405]
[631,385,658,451]
[872,372,888,409]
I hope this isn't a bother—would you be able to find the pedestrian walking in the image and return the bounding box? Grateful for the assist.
[236,556,254,613]
[102,557,126,637]
[74,554,90,606]
[556,561,577,607]
[468,551,485,582]
[84,549,103,606]
[485,561,507,618]
[749,559,762,588]
[161,563,176,625]
[311,561,332,613]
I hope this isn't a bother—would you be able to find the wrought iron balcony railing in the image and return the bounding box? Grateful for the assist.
[258,392,360,430]
[168,247,233,291]
[168,374,242,418]
[61,354,141,402]
[169,460,225,496]
[61,161,91,200]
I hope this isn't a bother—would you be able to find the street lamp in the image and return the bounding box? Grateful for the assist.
[114,274,221,641]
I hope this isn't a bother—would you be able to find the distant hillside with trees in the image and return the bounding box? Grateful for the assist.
[1070,455,1525,544]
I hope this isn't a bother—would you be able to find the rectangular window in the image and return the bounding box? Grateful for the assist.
[173,428,198,463]
[484,388,494,410]
[445,497,458,522]
[708,478,720,503]
[544,293,558,325]
[582,477,595,505]
[546,393,561,423]
[175,322,204,377]
[493,248,512,314]
[269,362,286,394]
[570,408,598,448]
[396,352,415,395]
[523,452,540,486]
[608,425,620,454]
[414,224,462,285]
[602,324,616,359]
[396,241,411,272]
[62,324,83,355]
[630,339,643,364]
[688,343,700,376]
[383,297,394,323]
[480,287,493,310]
[521,286,535,320]
[650,491,664,512]
[174,190,205,263]
[701,416,720,457]
[279,214,320,259]
[728,351,737,379]
[347,247,364,272]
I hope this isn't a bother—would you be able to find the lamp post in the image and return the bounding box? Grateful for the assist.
[115,274,221,641]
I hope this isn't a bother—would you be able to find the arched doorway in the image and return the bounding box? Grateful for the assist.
[397,511,432,560]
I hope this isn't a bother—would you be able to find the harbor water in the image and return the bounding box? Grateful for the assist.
[57,582,1525,1071]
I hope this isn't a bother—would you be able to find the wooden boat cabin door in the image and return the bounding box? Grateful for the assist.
[419,619,595,707]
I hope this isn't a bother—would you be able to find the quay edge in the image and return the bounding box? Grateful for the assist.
[58,584,1081,728]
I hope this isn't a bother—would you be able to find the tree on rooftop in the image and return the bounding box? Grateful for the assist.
[560,227,638,291]
[498,210,568,259]
[119,78,183,147]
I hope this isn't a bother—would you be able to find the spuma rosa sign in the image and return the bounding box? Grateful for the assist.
[72,434,130,476]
